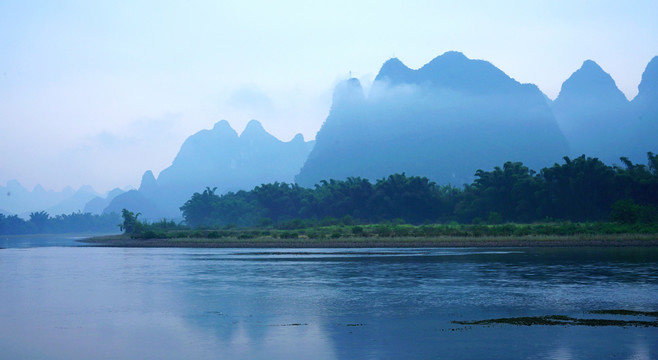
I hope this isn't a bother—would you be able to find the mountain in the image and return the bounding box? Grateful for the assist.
[105,120,315,219]
[295,52,569,187]
[551,60,635,164]
[45,185,100,215]
[633,56,658,111]
[630,56,658,161]
[0,180,100,217]
[103,189,164,219]
[83,188,125,215]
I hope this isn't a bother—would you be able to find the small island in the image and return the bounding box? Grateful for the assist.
[84,154,658,248]
[83,220,658,248]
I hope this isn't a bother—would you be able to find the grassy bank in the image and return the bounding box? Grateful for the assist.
[82,222,658,248]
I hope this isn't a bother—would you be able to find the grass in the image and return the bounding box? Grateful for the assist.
[82,230,658,248]
[80,221,658,248]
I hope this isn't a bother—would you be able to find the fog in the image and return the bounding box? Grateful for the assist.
[296,52,569,187]
[2,51,657,220]
[2,1,658,196]
[103,120,314,220]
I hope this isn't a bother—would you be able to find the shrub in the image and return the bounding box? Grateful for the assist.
[139,230,164,239]
[351,226,364,236]
[279,231,298,239]
[610,200,640,224]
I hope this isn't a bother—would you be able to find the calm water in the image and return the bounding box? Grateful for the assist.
[0,235,656,359]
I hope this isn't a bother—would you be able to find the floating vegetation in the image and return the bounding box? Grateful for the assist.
[453,310,658,328]
[589,309,658,317]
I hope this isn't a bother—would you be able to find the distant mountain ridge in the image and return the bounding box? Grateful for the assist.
[0,180,121,218]
[630,56,658,161]
[375,51,521,94]
[104,120,315,219]
[8,52,656,221]
[296,51,570,187]
[549,58,658,164]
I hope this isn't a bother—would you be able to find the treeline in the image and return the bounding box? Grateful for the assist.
[0,211,121,235]
[118,209,187,238]
[180,154,658,228]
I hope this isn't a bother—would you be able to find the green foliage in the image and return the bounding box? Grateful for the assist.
[351,225,364,236]
[611,200,642,224]
[173,153,658,230]
[140,230,166,239]
[278,231,299,239]
[610,200,658,224]
[0,211,121,235]
[29,211,50,232]
[180,187,263,228]
[116,208,187,239]
[120,209,143,235]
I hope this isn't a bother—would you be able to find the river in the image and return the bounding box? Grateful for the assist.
[0,234,656,359]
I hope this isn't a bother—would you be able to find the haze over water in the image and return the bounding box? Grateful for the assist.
[1,237,656,359]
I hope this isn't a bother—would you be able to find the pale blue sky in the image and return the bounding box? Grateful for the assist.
[1,0,657,193]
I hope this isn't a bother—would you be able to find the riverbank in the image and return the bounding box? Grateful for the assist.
[81,233,658,248]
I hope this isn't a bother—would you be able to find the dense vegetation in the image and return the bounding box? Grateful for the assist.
[0,211,121,235]
[117,221,658,242]
[178,154,658,229]
[118,209,188,239]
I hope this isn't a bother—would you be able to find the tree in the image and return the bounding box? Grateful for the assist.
[120,209,143,235]
[29,211,50,232]
[252,182,312,222]
[313,177,373,220]
[371,173,441,224]
[462,162,541,222]
[180,187,222,227]
[541,156,617,221]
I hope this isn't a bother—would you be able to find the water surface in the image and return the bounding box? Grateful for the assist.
[0,238,656,359]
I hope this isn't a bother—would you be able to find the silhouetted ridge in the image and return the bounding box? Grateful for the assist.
[420,51,517,93]
[374,57,413,83]
[374,51,518,94]
[291,133,305,143]
[628,56,658,162]
[555,60,628,107]
[213,119,236,133]
[550,59,651,164]
[138,170,157,192]
[331,78,365,109]
[632,56,658,112]
[296,52,569,188]
[105,120,314,220]
[637,56,658,97]
[241,119,267,137]
[0,180,104,217]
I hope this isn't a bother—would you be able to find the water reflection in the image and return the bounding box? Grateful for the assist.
[0,233,118,248]
[0,246,656,359]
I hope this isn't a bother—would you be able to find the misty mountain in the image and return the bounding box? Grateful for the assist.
[83,188,125,215]
[551,60,635,164]
[630,56,658,161]
[44,185,100,215]
[0,180,103,217]
[104,120,315,220]
[103,189,164,219]
[295,51,569,187]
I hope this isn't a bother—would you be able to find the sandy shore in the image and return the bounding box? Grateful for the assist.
[81,234,658,248]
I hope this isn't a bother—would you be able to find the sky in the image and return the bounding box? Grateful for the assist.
[1,0,657,194]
